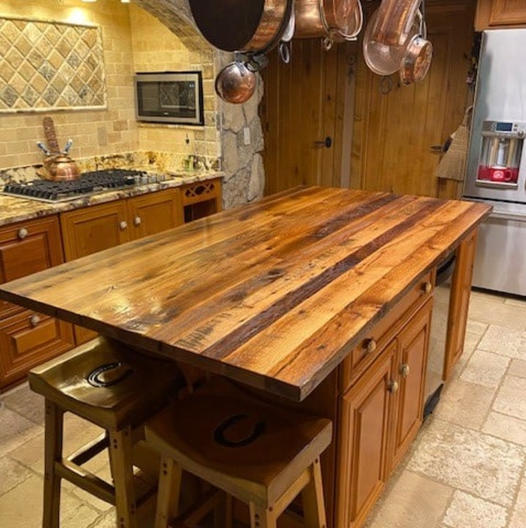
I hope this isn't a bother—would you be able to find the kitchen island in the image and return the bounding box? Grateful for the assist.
[0,187,491,527]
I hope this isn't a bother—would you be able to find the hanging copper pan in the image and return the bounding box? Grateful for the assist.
[294,0,363,42]
[189,0,294,54]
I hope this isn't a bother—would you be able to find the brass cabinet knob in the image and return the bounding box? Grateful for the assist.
[365,339,377,354]
[29,314,41,327]
[17,227,28,240]
[119,221,128,231]
[422,281,433,294]
[400,364,410,378]
[388,380,400,394]
[134,216,142,226]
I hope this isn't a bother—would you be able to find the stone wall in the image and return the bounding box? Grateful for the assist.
[133,0,265,208]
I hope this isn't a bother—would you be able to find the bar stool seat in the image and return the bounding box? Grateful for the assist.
[145,377,332,528]
[29,337,180,528]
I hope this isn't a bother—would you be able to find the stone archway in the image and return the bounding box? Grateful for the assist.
[134,0,265,208]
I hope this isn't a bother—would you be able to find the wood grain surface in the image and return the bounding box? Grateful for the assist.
[0,188,491,401]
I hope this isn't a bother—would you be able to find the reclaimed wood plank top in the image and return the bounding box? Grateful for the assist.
[0,187,491,401]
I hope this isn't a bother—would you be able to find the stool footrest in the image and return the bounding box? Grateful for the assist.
[68,432,109,467]
[56,459,116,505]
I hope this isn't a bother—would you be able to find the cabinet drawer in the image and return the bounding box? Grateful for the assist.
[0,310,74,389]
[341,270,434,392]
[181,179,222,207]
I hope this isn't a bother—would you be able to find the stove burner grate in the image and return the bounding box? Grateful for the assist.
[2,169,147,202]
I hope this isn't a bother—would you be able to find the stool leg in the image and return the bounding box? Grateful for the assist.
[43,402,64,528]
[155,457,182,528]
[109,427,138,528]
[301,459,327,528]
[249,503,277,528]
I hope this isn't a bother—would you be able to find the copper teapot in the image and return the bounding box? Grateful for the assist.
[40,155,80,182]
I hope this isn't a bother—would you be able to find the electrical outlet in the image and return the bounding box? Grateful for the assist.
[243,127,251,146]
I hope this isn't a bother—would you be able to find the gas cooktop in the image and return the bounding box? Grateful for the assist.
[2,169,161,203]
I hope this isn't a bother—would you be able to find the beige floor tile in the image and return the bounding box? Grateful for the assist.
[0,404,43,457]
[460,350,510,388]
[464,332,483,357]
[407,419,524,506]
[471,290,506,305]
[467,299,526,331]
[0,456,33,496]
[482,412,526,446]
[493,376,526,420]
[466,320,488,337]
[509,474,526,528]
[504,297,526,308]
[509,359,526,378]
[366,470,453,528]
[0,474,99,528]
[2,383,45,425]
[432,379,495,430]
[478,325,526,359]
[443,490,508,528]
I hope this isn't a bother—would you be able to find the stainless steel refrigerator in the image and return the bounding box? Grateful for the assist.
[464,29,526,297]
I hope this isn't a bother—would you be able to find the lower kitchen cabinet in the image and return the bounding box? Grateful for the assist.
[127,189,183,238]
[337,341,398,528]
[337,299,432,528]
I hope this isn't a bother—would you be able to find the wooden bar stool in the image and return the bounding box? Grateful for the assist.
[28,337,180,528]
[145,378,332,528]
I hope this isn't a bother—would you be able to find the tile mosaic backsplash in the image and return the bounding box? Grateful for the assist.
[0,16,106,112]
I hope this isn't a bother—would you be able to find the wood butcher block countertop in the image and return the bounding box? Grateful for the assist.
[0,187,491,401]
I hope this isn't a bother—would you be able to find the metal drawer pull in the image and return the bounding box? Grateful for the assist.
[30,314,41,327]
[422,281,432,294]
[388,380,399,394]
[400,364,410,378]
[134,216,142,226]
[119,221,128,231]
[365,339,377,354]
[17,228,28,240]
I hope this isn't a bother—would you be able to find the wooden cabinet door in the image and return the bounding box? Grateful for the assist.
[127,190,183,240]
[0,310,74,389]
[61,202,130,345]
[390,299,433,470]
[337,342,397,528]
[444,231,478,380]
[60,201,130,261]
[476,0,526,29]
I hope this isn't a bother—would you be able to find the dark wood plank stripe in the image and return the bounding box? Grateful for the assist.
[199,198,443,360]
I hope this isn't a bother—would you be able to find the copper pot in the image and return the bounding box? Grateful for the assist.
[400,36,433,85]
[41,155,80,182]
[295,0,363,42]
[215,62,257,105]
[189,0,294,54]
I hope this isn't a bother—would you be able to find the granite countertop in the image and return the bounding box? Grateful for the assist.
[0,170,224,227]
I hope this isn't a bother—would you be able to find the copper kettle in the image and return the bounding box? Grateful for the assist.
[40,155,80,182]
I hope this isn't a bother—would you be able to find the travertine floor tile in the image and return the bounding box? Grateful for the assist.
[471,290,506,305]
[366,470,453,528]
[493,376,526,420]
[468,298,526,331]
[0,456,33,496]
[3,383,45,425]
[509,359,526,379]
[482,412,526,446]
[460,350,510,388]
[443,490,508,528]
[407,419,524,506]
[504,297,526,308]
[0,404,42,457]
[509,474,526,528]
[432,379,495,430]
[466,320,488,337]
[478,325,526,359]
[0,474,99,528]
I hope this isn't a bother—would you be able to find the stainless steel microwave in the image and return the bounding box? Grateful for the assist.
[134,71,204,126]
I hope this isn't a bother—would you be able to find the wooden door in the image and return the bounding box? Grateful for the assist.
[352,0,476,198]
[390,299,433,470]
[337,341,397,528]
[476,0,526,29]
[61,201,130,344]
[127,190,183,240]
[443,231,478,380]
[260,40,355,194]
[60,201,130,261]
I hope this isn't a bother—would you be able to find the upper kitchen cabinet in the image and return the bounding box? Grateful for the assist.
[476,0,526,30]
